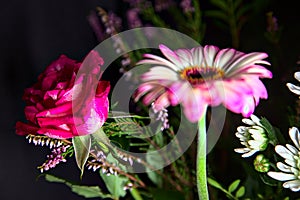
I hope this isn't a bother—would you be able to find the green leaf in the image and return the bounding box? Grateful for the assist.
[45,173,68,184]
[207,177,224,190]
[205,10,228,22]
[71,185,110,198]
[233,0,243,9]
[99,154,129,198]
[45,174,112,199]
[72,135,91,178]
[146,148,164,187]
[100,172,128,198]
[210,0,229,12]
[228,179,240,193]
[92,128,111,153]
[235,186,245,198]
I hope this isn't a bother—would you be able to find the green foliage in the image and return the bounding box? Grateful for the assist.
[205,0,253,48]
[99,153,129,199]
[44,174,112,199]
[208,178,245,200]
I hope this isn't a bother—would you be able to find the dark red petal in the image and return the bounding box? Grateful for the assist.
[15,122,39,136]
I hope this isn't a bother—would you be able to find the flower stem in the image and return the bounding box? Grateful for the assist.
[130,188,143,200]
[197,108,209,200]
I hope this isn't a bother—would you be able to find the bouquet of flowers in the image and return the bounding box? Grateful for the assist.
[16,0,300,199]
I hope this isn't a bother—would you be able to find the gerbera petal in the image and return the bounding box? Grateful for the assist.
[225,52,269,74]
[141,66,179,81]
[175,49,193,66]
[138,54,179,71]
[143,87,165,105]
[153,92,170,110]
[191,46,204,66]
[159,44,187,69]
[231,65,272,78]
[182,88,206,122]
[203,45,219,67]
[168,81,190,106]
[213,48,237,69]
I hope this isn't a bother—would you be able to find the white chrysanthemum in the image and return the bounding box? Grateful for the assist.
[287,72,300,95]
[234,115,269,157]
[268,127,300,192]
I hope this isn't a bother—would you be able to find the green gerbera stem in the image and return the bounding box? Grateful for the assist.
[197,106,209,200]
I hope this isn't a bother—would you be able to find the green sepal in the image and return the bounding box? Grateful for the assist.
[72,134,91,178]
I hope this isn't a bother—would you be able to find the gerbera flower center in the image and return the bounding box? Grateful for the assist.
[180,67,224,85]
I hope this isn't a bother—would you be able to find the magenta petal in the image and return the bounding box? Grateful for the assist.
[168,81,189,106]
[154,93,170,110]
[16,122,39,136]
[159,44,186,68]
[241,96,255,117]
[36,103,72,117]
[37,115,74,128]
[96,81,111,97]
[44,90,60,101]
[24,106,39,122]
[75,101,107,135]
[38,128,74,139]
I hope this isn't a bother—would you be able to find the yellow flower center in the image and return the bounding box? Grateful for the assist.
[180,67,224,85]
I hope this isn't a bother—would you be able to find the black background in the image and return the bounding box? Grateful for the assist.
[0,0,299,200]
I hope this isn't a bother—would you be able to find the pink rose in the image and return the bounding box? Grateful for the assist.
[16,51,110,139]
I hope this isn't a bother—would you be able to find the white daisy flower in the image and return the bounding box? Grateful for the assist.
[287,72,300,96]
[234,114,269,157]
[268,127,300,192]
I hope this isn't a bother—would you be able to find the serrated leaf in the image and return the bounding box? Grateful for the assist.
[44,174,111,199]
[235,186,245,198]
[207,177,224,190]
[228,179,240,193]
[72,135,91,178]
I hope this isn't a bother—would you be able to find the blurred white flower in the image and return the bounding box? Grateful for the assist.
[234,115,269,157]
[287,72,300,96]
[268,127,300,192]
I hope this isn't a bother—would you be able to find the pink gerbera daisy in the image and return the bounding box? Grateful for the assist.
[135,44,272,122]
